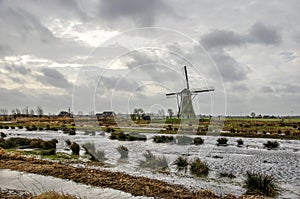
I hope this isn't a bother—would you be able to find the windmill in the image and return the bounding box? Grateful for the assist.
[166,66,214,119]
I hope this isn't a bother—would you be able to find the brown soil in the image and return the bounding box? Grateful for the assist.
[0,149,268,199]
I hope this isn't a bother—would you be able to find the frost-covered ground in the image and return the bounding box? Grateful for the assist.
[2,129,300,198]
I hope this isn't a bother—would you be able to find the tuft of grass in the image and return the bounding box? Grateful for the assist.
[263,140,279,149]
[70,142,80,155]
[193,137,204,145]
[173,156,189,173]
[217,138,228,146]
[219,172,236,178]
[153,135,174,143]
[117,145,129,158]
[82,142,106,162]
[244,171,279,197]
[139,150,168,170]
[190,158,209,177]
[237,139,244,146]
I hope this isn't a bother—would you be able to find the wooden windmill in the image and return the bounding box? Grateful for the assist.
[166,66,214,119]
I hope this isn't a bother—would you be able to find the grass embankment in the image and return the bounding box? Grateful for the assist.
[0,190,78,199]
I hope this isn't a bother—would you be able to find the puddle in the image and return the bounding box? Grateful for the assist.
[0,169,151,199]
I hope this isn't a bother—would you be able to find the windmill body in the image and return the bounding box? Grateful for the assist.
[166,66,214,119]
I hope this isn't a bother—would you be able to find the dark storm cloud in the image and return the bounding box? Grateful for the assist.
[201,23,281,49]
[4,65,31,75]
[249,23,281,45]
[211,52,249,82]
[0,4,89,61]
[100,76,139,92]
[36,68,72,89]
[98,0,170,26]
[125,50,180,83]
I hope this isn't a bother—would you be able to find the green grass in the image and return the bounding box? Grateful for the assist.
[244,171,279,197]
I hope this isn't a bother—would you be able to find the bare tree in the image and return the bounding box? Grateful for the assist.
[167,108,174,119]
[0,108,8,116]
[30,109,35,116]
[36,106,44,117]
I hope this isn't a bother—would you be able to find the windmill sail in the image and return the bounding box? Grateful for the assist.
[166,66,214,119]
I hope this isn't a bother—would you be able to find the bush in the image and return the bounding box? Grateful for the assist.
[153,135,174,143]
[217,138,228,146]
[263,141,279,149]
[190,158,209,177]
[139,150,168,170]
[109,132,146,141]
[0,132,6,138]
[70,142,80,155]
[17,126,23,129]
[244,171,278,197]
[237,139,244,146]
[173,156,189,173]
[176,136,193,145]
[193,137,204,145]
[117,145,129,158]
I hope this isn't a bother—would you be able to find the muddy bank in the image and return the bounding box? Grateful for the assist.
[0,149,268,199]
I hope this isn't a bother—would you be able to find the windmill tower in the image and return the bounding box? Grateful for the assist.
[166,66,214,119]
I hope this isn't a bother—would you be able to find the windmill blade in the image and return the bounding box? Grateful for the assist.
[191,88,215,94]
[184,66,190,90]
[166,92,180,96]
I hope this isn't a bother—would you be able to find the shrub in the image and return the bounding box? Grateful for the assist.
[173,156,189,173]
[153,135,174,143]
[176,136,193,145]
[190,159,209,177]
[10,126,15,129]
[109,132,146,141]
[70,142,80,155]
[193,137,204,145]
[17,126,23,129]
[117,145,129,158]
[217,138,228,146]
[0,132,6,138]
[139,150,168,170]
[237,139,244,146]
[263,140,279,149]
[244,171,278,197]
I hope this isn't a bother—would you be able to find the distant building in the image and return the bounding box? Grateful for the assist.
[58,111,72,117]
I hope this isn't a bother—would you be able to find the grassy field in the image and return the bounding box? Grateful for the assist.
[1,116,300,140]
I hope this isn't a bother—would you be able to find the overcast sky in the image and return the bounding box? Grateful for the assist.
[0,0,299,116]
